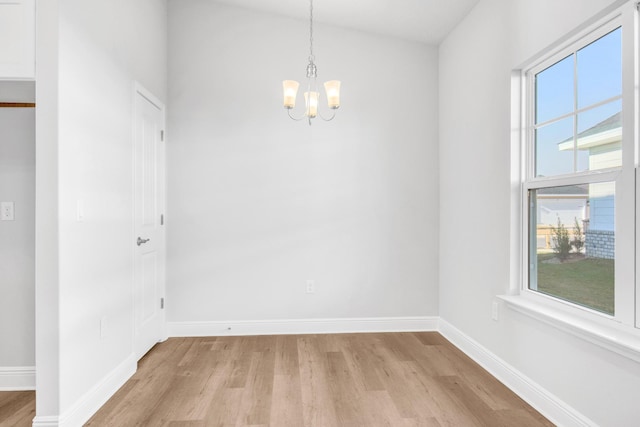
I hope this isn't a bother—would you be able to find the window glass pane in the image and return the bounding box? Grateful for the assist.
[536,55,574,124]
[576,100,622,172]
[577,27,622,109]
[535,116,574,177]
[529,183,615,315]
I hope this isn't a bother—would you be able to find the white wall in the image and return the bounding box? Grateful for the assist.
[0,99,35,372]
[35,0,167,422]
[0,0,35,79]
[439,0,640,425]
[166,1,439,325]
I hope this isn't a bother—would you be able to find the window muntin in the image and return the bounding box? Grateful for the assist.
[533,27,622,179]
[526,23,624,318]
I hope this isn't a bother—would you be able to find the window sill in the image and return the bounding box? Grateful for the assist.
[498,294,640,364]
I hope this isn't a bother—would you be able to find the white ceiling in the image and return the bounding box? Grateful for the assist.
[211,0,480,45]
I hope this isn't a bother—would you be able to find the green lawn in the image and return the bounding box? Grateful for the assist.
[536,254,614,315]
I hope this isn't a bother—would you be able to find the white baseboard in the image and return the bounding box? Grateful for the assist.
[31,415,58,427]
[0,366,35,391]
[168,316,438,337]
[438,319,597,427]
[35,354,136,427]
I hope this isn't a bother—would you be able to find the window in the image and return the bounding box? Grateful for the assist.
[517,3,639,334]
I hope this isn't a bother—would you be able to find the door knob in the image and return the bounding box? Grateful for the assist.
[137,237,150,246]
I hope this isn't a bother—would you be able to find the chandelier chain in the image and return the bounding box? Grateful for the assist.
[309,0,314,61]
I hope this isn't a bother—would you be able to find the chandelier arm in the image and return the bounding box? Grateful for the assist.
[287,108,307,121]
[316,89,337,121]
[318,109,337,122]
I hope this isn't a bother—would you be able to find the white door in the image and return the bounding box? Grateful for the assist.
[133,85,165,360]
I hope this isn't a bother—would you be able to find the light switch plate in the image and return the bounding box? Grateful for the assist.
[1,202,14,221]
[491,300,499,321]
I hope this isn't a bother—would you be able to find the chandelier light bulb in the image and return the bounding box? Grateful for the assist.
[283,80,299,109]
[324,80,341,109]
[304,91,319,118]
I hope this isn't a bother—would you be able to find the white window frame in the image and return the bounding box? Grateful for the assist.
[503,0,640,363]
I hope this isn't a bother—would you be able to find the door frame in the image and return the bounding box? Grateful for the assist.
[132,82,167,358]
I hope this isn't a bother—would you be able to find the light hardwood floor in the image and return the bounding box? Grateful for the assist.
[0,390,35,426]
[0,333,554,426]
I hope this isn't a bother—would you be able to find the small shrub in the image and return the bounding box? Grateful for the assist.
[571,217,585,254]
[551,217,571,261]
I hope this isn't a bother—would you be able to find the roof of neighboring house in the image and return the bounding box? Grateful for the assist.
[578,111,621,139]
[558,111,622,150]
[537,184,588,195]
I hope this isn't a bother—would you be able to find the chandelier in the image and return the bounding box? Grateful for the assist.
[282,0,341,125]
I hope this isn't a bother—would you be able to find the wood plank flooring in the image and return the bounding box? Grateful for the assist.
[84,332,553,427]
[0,333,553,426]
[0,391,35,426]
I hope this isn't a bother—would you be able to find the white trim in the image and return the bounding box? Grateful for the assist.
[31,416,59,427]
[499,295,640,363]
[54,354,136,427]
[524,168,621,189]
[438,319,599,427]
[168,316,438,337]
[0,366,35,390]
[510,70,526,295]
[134,82,164,111]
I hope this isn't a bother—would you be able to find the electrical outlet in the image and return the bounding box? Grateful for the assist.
[306,279,315,294]
[1,202,14,221]
[491,301,499,321]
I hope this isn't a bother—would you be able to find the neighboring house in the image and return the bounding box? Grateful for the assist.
[557,112,621,258]
[558,111,622,172]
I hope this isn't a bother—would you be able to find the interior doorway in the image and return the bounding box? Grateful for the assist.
[0,81,36,391]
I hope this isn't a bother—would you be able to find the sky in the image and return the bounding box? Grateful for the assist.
[535,27,622,177]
